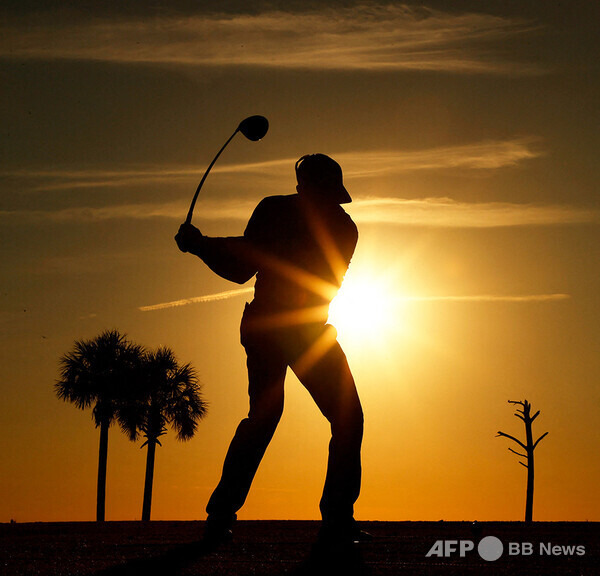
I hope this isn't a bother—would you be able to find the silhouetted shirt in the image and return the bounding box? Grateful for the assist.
[195,194,357,321]
[243,194,358,315]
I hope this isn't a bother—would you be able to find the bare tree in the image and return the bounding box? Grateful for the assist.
[497,399,548,522]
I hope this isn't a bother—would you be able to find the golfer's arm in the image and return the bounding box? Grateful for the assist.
[191,236,257,284]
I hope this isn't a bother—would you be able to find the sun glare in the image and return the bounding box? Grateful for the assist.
[328,268,399,346]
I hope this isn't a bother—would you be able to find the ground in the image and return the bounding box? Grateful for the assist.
[1,521,598,575]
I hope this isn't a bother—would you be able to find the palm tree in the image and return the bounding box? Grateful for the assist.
[55,329,145,521]
[138,347,207,521]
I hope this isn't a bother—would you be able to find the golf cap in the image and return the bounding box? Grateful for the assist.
[295,154,352,204]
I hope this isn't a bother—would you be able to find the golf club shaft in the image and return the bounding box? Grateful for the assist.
[185,128,239,225]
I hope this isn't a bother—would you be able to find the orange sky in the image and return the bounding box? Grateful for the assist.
[1,1,599,523]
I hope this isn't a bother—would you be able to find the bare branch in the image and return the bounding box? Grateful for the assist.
[533,431,549,449]
[519,461,528,469]
[514,413,525,421]
[497,430,527,450]
[508,400,525,408]
[508,447,527,458]
[531,410,540,422]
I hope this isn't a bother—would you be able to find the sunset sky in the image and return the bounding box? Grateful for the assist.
[1,1,599,523]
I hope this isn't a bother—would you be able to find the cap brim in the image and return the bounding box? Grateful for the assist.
[338,186,352,204]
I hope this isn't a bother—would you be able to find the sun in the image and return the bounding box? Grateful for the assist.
[327,267,400,346]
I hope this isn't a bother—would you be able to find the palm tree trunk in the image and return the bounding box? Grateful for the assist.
[142,440,157,521]
[97,419,109,522]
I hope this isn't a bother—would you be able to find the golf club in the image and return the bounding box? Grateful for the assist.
[185,115,269,225]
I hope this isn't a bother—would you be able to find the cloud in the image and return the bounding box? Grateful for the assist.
[338,139,543,175]
[397,294,571,303]
[2,138,542,193]
[2,167,207,192]
[349,197,600,227]
[3,196,597,230]
[0,199,255,222]
[3,138,594,228]
[0,4,543,74]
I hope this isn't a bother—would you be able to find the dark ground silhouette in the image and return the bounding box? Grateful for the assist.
[2,520,598,575]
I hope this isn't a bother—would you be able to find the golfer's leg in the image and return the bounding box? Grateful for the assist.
[206,347,286,528]
[291,327,363,527]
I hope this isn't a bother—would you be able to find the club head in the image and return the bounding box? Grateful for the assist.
[238,115,269,141]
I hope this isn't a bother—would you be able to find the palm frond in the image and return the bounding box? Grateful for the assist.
[140,351,207,443]
[55,329,148,432]
[56,333,207,446]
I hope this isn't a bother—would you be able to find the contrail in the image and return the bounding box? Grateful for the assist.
[139,289,570,312]
[396,294,571,303]
[139,287,254,311]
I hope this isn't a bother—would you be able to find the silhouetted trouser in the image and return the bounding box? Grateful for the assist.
[206,303,363,530]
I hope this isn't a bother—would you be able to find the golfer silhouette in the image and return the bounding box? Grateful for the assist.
[175,154,366,547]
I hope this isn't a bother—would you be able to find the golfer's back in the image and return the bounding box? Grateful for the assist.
[244,194,358,316]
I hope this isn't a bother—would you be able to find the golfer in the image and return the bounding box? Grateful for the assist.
[175,154,365,546]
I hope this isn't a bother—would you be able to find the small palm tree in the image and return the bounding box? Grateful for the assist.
[55,329,145,521]
[139,347,207,521]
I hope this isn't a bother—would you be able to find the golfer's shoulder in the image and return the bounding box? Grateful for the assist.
[257,194,297,209]
[245,195,297,238]
[252,194,298,218]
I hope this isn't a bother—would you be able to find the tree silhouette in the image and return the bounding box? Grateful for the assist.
[138,347,207,521]
[497,399,548,522]
[55,329,145,522]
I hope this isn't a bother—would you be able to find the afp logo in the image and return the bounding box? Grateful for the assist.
[426,536,504,562]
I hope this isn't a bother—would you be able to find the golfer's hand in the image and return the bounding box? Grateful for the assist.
[175,223,203,253]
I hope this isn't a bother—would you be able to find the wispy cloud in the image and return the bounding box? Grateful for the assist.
[2,167,207,192]
[339,139,543,175]
[397,293,570,303]
[0,199,255,222]
[3,139,594,228]
[0,5,543,74]
[139,287,254,311]
[350,197,600,227]
[5,196,596,229]
[2,138,542,192]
